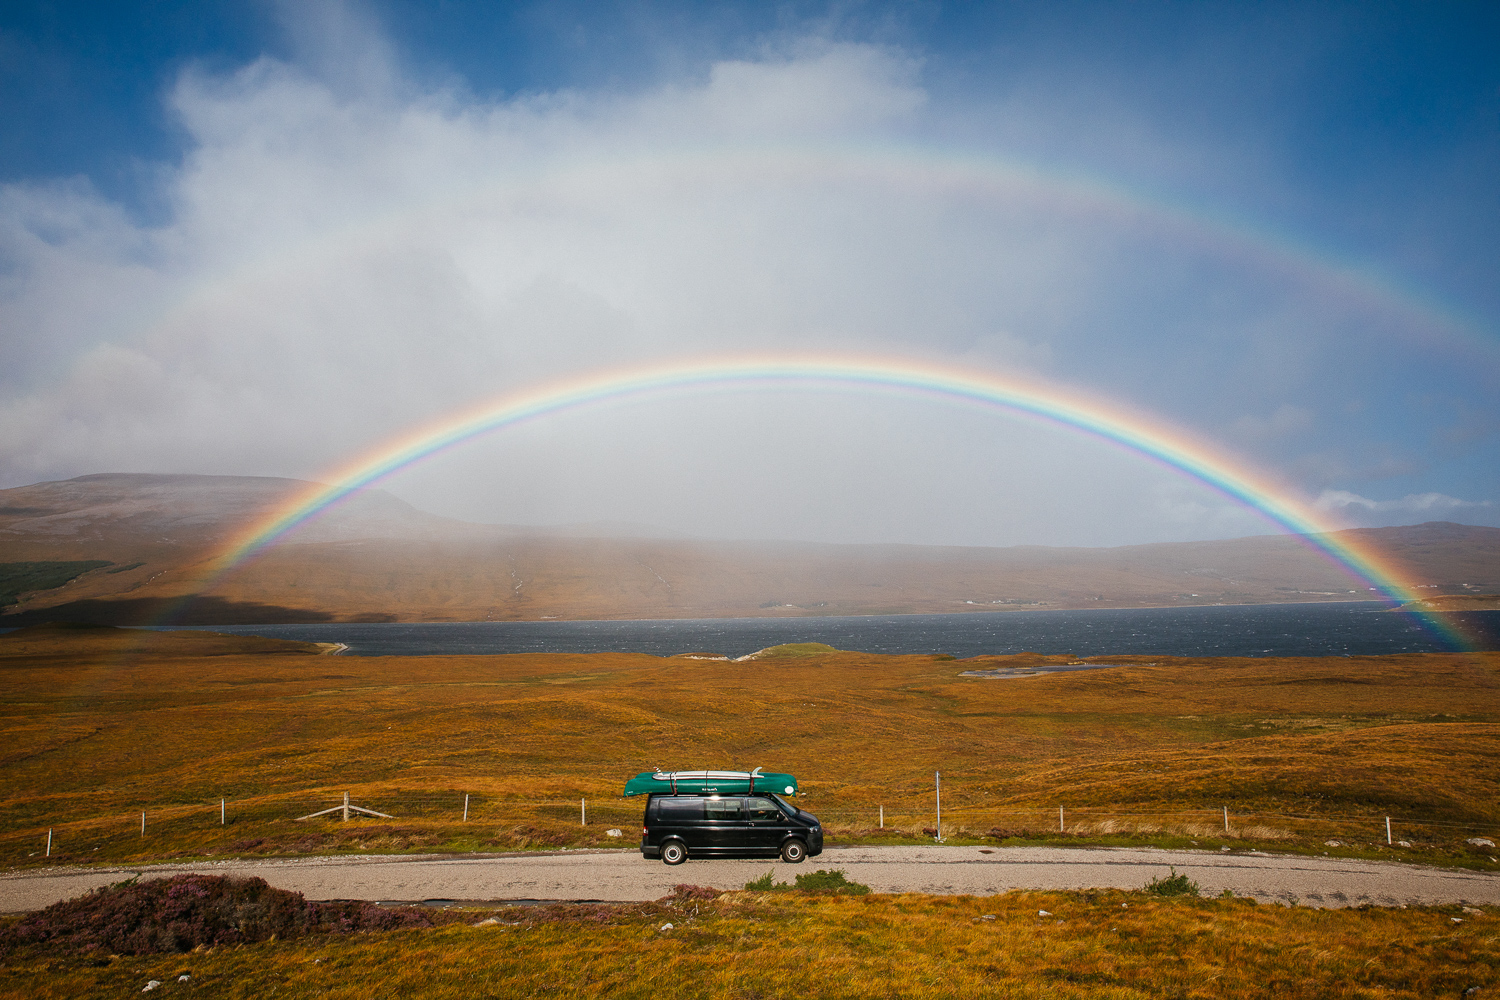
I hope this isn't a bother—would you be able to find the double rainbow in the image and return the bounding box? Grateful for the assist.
[206,354,1467,648]
[149,147,1494,374]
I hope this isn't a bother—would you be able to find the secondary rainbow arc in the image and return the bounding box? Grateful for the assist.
[204,354,1468,649]
[143,147,1494,381]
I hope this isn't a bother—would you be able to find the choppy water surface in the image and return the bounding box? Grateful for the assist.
[163,602,1500,658]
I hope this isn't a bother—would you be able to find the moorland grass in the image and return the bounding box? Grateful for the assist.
[0,887,1494,999]
[1,626,1497,868]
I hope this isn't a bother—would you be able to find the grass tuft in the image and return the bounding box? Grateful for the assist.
[1144,867,1201,897]
[744,871,782,891]
[793,868,872,895]
[744,868,871,895]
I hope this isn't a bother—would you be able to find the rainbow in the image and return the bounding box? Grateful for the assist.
[147,147,1494,374]
[204,354,1471,649]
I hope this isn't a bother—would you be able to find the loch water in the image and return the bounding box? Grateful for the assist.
[161,602,1500,658]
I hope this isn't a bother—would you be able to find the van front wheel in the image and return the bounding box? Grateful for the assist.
[780,839,807,864]
[661,841,687,865]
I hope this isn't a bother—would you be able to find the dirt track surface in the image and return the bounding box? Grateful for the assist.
[4,845,1499,912]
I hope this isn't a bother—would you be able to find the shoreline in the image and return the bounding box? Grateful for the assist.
[11,596,1500,632]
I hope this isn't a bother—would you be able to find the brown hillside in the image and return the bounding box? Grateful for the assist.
[2,474,1498,624]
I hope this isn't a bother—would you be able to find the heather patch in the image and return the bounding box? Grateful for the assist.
[0,874,464,956]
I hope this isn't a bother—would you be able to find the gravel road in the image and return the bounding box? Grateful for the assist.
[4,846,1497,912]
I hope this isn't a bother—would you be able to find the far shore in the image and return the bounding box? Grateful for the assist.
[1395,594,1500,612]
[6,593,1500,632]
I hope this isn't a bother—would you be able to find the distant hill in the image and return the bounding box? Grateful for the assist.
[2,473,1497,625]
[1397,593,1500,612]
[0,472,467,546]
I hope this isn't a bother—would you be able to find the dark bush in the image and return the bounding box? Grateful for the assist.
[744,869,870,895]
[0,874,464,956]
[793,869,871,895]
[744,871,784,891]
[1144,867,1200,897]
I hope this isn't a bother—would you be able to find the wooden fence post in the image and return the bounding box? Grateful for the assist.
[1059,806,1064,833]
[343,792,350,823]
[141,812,146,837]
[935,772,941,841]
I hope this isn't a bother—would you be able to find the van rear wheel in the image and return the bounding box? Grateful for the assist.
[661,840,687,865]
[780,839,807,863]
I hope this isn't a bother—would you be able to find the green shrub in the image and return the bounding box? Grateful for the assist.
[793,869,871,895]
[1144,867,1200,897]
[744,869,871,895]
[744,871,785,891]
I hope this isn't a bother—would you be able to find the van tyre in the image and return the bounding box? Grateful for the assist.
[780,839,807,863]
[661,840,687,865]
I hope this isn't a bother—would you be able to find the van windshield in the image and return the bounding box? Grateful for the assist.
[769,794,803,818]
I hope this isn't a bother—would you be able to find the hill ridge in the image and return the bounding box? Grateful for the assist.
[2,473,1496,625]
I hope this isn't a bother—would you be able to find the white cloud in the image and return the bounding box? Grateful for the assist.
[0,14,1491,548]
[1314,489,1494,528]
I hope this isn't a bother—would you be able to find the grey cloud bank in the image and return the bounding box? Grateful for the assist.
[1,9,1495,547]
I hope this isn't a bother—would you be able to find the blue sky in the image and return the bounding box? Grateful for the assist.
[1,1,1496,546]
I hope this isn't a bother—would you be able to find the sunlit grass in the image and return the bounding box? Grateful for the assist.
[2,626,1498,869]
[2,890,1495,999]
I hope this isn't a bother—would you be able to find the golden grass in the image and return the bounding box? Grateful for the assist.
[2,890,1496,998]
[2,626,1499,868]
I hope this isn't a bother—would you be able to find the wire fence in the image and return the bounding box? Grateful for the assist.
[8,787,1498,860]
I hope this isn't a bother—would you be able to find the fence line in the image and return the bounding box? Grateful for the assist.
[10,792,1497,855]
[14,798,1500,825]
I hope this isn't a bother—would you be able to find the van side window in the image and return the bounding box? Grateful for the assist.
[656,797,704,820]
[744,797,782,822]
[704,797,743,820]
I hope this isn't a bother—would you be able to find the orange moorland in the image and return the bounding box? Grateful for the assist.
[1,624,1496,868]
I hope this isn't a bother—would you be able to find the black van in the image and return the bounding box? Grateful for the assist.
[640,793,823,865]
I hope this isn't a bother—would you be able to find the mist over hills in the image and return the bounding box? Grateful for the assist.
[1,474,1497,626]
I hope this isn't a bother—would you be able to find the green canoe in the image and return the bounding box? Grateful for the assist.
[623,768,798,797]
